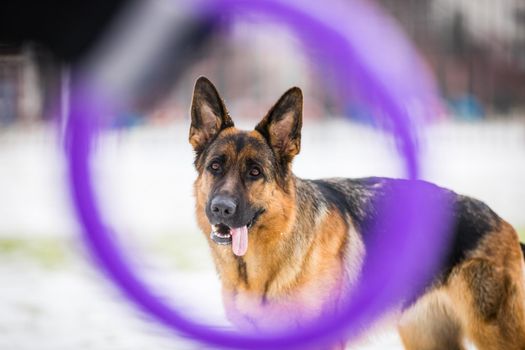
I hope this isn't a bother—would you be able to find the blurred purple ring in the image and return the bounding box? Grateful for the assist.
[66,0,445,349]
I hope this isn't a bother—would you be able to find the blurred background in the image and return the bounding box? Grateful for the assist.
[0,0,524,349]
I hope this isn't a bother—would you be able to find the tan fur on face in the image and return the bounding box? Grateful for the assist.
[193,128,297,289]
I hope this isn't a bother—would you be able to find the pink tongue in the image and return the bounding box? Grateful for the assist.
[230,226,248,256]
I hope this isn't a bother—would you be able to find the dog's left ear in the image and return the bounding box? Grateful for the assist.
[255,87,303,166]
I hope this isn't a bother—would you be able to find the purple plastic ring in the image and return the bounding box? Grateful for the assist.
[66,0,446,349]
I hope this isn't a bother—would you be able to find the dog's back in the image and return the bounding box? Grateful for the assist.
[309,176,506,282]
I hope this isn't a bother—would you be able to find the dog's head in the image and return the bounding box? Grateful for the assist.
[189,77,302,256]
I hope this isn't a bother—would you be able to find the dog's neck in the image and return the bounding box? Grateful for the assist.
[202,175,354,333]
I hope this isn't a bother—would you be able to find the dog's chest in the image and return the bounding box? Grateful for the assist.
[221,263,346,332]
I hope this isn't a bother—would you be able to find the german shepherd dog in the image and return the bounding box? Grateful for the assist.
[189,77,525,349]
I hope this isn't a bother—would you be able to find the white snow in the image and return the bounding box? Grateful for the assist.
[0,119,524,349]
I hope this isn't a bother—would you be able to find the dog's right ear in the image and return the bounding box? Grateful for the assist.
[189,77,234,153]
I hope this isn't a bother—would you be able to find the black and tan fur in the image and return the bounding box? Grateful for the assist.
[189,77,525,349]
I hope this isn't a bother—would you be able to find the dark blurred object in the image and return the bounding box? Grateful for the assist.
[0,0,126,63]
[0,45,61,124]
[0,0,127,125]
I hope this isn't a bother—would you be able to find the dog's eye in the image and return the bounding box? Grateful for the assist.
[248,166,262,178]
[209,161,222,173]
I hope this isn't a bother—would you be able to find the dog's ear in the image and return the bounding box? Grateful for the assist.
[255,87,302,166]
[189,77,234,153]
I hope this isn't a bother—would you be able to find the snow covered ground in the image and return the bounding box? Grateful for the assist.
[0,119,524,349]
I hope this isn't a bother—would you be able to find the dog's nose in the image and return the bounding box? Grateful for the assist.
[210,196,237,219]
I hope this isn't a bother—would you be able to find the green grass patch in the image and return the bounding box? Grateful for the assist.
[0,237,69,268]
[518,228,525,243]
[0,233,212,271]
[151,233,212,270]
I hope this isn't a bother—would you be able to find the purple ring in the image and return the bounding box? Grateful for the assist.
[66,0,447,348]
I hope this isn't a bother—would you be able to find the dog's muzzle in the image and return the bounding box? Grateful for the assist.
[209,209,264,256]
